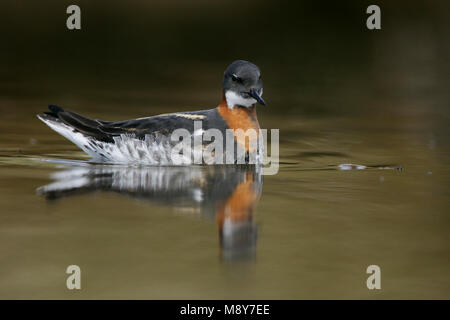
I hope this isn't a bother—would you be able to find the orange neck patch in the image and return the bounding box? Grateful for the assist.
[217,92,260,152]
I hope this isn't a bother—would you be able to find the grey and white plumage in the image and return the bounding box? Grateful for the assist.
[38,105,229,164]
[37,60,266,164]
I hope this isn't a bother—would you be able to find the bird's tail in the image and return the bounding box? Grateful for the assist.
[37,105,114,159]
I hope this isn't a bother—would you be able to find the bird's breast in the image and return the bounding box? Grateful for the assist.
[217,100,260,153]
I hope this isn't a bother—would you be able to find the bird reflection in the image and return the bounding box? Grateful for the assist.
[37,163,263,261]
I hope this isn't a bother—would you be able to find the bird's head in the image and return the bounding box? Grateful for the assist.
[222,60,265,108]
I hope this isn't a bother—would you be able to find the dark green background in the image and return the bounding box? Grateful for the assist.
[2,0,448,117]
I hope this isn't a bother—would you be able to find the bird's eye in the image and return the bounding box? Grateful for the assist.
[231,74,241,83]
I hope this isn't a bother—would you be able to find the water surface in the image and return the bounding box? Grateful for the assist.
[0,97,449,299]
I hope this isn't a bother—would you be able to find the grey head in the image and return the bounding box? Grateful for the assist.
[222,60,265,108]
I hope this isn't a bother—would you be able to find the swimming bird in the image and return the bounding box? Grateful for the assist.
[37,60,266,165]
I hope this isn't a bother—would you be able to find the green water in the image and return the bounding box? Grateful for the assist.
[0,1,449,299]
[1,99,449,299]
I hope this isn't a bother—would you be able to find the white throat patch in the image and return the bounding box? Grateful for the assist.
[225,91,256,108]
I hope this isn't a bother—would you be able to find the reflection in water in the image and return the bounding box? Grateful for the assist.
[37,164,263,261]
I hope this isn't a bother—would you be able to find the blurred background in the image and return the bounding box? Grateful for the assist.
[0,0,449,299]
[1,0,448,118]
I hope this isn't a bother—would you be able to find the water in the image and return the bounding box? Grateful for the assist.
[1,1,449,299]
[1,97,449,299]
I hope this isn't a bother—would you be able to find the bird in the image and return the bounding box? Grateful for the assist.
[37,60,266,165]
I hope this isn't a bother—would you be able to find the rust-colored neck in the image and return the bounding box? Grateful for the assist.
[217,91,260,130]
[217,91,260,153]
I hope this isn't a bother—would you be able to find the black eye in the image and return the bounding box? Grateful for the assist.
[231,74,242,83]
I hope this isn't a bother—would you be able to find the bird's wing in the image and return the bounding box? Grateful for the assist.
[39,105,213,143]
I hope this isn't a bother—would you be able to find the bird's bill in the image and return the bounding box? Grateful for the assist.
[249,89,266,106]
